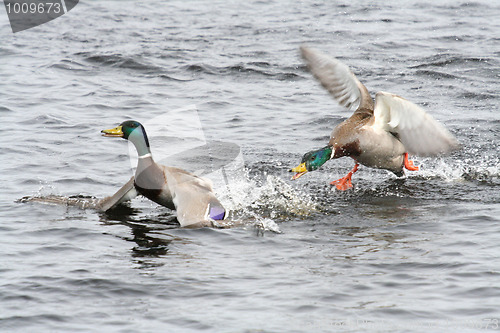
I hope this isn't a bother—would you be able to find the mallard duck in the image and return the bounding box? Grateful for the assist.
[291,47,459,190]
[99,120,226,227]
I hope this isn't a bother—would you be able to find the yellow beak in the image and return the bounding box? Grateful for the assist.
[290,162,307,180]
[101,125,123,137]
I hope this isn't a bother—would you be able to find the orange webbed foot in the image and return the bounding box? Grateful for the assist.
[330,163,359,191]
[330,177,353,191]
[404,153,419,171]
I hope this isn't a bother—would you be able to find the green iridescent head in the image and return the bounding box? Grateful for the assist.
[290,146,333,180]
[101,120,151,156]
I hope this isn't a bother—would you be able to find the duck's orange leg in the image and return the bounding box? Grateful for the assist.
[330,163,359,190]
[403,153,419,171]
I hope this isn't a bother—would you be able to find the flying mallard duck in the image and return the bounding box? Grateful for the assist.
[291,47,459,190]
[99,120,226,227]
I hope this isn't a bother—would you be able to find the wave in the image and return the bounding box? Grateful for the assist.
[48,59,91,72]
[79,52,160,72]
[183,63,301,80]
[410,54,495,69]
[414,69,460,80]
[71,52,301,81]
[458,91,498,101]
[74,52,186,81]
[18,114,69,126]
[71,51,302,82]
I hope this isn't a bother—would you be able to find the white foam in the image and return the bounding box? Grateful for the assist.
[412,156,500,183]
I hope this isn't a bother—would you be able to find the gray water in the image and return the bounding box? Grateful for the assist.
[1,1,500,332]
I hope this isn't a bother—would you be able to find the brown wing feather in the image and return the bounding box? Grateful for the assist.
[300,46,374,113]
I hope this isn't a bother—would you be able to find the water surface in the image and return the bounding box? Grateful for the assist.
[1,1,499,332]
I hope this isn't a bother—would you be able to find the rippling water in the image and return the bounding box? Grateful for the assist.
[1,1,499,332]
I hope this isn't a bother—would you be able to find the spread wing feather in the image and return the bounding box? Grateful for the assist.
[98,176,138,211]
[300,46,374,111]
[373,92,459,156]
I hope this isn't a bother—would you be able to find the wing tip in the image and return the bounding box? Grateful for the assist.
[299,45,316,62]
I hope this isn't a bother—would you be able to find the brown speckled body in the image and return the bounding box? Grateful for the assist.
[328,108,406,176]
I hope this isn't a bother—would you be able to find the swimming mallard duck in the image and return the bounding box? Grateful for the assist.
[291,47,459,190]
[99,120,226,227]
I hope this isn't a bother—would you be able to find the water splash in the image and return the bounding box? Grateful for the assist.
[18,168,318,232]
[412,155,499,184]
[254,218,282,235]
[218,168,318,225]
[17,194,101,210]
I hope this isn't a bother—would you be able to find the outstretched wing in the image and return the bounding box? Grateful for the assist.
[98,176,138,211]
[372,92,460,156]
[164,167,226,227]
[300,46,374,112]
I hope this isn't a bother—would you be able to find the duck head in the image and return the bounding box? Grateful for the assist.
[290,146,333,180]
[102,120,151,157]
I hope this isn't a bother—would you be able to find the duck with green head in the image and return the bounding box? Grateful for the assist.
[291,146,333,180]
[100,120,226,227]
[291,47,459,190]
